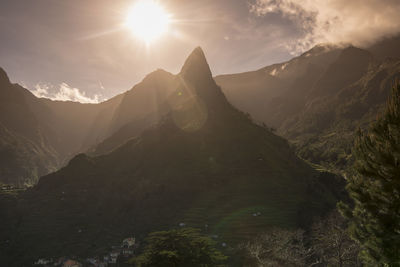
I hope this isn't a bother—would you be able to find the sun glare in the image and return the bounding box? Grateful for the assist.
[125,0,171,43]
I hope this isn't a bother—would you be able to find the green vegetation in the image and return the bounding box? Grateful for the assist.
[341,83,400,265]
[130,228,227,267]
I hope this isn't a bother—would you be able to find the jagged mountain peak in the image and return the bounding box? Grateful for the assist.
[180,47,213,82]
[176,47,229,110]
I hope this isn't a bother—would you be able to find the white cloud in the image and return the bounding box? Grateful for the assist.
[250,0,400,54]
[30,82,101,103]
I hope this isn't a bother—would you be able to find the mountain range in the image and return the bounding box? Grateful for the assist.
[216,36,400,173]
[0,63,176,186]
[1,35,400,265]
[1,36,400,186]
[2,37,400,186]
[0,47,344,266]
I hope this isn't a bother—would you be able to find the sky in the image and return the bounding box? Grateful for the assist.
[1,0,400,102]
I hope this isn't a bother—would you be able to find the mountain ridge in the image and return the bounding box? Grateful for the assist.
[0,47,343,266]
[2,37,399,185]
[216,38,400,173]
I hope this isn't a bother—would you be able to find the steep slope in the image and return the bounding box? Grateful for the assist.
[0,68,59,186]
[0,48,343,266]
[292,56,400,171]
[40,95,123,158]
[0,69,124,186]
[90,69,177,155]
[368,35,400,60]
[306,46,373,98]
[0,62,199,185]
[0,67,137,186]
[91,48,234,156]
[216,42,399,173]
[215,44,342,127]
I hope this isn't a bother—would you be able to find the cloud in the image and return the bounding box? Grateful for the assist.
[250,0,400,53]
[30,82,101,103]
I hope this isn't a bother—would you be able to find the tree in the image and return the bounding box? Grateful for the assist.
[129,228,227,267]
[240,212,359,267]
[240,228,310,267]
[340,83,400,265]
[311,211,360,267]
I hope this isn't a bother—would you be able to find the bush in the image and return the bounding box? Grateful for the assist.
[129,228,227,267]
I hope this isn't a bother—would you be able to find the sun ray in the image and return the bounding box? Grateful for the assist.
[124,0,171,44]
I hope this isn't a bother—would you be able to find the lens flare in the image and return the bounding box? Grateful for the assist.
[125,0,171,43]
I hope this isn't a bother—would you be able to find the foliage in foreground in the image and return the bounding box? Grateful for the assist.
[340,83,400,266]
[129,228,227,267]
[241,211,360,267]
[240,227,309,266]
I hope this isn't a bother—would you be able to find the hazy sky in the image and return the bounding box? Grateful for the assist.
[1,0,400,102]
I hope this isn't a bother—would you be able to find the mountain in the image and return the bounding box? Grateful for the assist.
[0,68,59,186]
[215,44,343,126]
[89,69,177,156]
[368,35,400,60]
[216,39,400,173]
[0,71,125,186]
[0,53,224,186]
[0,48,343,266]
[0,65,174,186]
[3,35,399,186]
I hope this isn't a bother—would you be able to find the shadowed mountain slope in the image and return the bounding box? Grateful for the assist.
[0,65,178,185]
[0,68,59,185]
[3,35,400,185]
[0,48,343,266]
[0,72,125,186]
[216,39,400,173]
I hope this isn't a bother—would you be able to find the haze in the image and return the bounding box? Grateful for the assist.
[1,0,399,102]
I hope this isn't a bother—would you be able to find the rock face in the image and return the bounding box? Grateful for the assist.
[0,48,343,266]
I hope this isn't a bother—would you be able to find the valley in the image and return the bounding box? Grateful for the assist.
[0,30,399,266]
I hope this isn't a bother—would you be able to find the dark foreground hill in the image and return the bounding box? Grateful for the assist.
[0,48,343,266]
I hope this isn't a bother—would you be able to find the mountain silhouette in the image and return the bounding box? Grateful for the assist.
[0,48,343,266]
[3,37,399,186]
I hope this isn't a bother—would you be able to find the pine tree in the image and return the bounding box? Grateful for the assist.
[341,83,400,265]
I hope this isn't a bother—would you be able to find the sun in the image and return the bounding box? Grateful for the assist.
[125,0,171,43]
